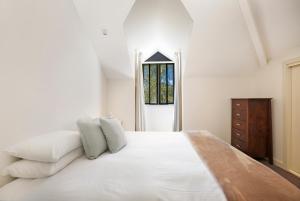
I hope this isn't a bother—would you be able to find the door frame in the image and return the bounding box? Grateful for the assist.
[283,57,300,177]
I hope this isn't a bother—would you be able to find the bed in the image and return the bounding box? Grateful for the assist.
[0,132,226,201]
[0,131,300,201]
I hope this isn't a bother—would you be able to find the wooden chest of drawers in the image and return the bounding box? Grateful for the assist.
[231,98,273,164]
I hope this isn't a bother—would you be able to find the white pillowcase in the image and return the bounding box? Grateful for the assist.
[2,148,83,179]
[0,152,18,188]
[5,131,81,162]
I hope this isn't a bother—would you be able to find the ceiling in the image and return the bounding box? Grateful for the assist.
[73,0,135,79]
[181,0,259,76]
[249,0,300,60]
[124,0,193,67]
[73,0,300,79]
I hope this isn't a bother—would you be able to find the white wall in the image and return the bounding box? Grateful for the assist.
[123,0,192,131]
[0,0,107,148]
[106,78,175,132]
[253,47,300,165]
[106,79,135,131]
[107,74,257,136]
[183,75,256,142]
[99,69,108,115]
[104,48,300,167]
[124,0,193,70]
[182,47,300,165]
[145,105,174,132]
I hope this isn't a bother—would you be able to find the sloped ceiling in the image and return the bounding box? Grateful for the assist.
[73,0,300,79]
[181,0,259,77]
[73,0,135,79]
[124,0,193,66]
[249,0,300,60]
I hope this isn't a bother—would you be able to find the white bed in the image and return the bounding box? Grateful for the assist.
[0,132,226,201]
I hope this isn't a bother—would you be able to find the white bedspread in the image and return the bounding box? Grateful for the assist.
[0,132,226,201]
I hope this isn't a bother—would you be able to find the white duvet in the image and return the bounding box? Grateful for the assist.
[0,132,226,201]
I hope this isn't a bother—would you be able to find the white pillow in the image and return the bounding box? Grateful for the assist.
[5,131,81,162]
[2,148,83,179]
[0,152,18,188]
[100,118,127,153]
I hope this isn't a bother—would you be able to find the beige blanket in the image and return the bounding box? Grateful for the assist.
[186,131,300,201]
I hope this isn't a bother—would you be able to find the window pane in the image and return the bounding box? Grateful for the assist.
[167,64,174,104]
[150,64,158,104]
[160,64,167,104]
[143,65,149,104]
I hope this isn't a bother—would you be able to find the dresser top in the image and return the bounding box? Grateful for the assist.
[231,98,272,100]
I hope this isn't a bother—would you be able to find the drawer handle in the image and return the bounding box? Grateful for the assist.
[236,132,240,136]
[236,113,241,117]
[236,103,241,106]
[236,144,241,148]
[236,123,241,126]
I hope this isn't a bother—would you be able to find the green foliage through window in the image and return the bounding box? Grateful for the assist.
[143,63,174,105]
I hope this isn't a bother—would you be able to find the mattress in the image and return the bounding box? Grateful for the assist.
[0,132,226,201]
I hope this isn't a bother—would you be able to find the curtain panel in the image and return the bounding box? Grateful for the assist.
[173,51,183,131]
[135,51,146,131]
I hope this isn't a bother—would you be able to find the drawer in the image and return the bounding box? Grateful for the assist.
[232,138,247,152]
[232,128,247,142]
[232,99,248,110]
[232,119,246,130]
[232,109,247,121]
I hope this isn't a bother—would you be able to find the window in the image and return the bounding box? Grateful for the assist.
[143,63,174,105]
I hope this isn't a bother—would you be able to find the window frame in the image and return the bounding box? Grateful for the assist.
[143,62,175,105]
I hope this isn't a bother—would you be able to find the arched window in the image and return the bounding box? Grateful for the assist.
[143,52,174,105]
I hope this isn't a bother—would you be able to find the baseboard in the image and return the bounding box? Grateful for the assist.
[273,158,285,169]
[273,158,300,178]
[287,169,300,178]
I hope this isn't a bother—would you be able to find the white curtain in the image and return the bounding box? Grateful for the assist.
[173,51,183,131]
[135,51,146,131]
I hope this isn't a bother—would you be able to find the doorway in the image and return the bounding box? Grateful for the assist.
[284,59,300,176]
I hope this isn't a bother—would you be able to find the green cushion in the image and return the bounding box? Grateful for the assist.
[77,118,107,159]
[100,118,127,153]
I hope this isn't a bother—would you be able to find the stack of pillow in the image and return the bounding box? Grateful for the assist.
[77,117,127,159]
[1,117,127,180]
[2,131,83,179]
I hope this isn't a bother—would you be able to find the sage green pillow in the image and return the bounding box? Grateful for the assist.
[100,118,127,153]
[77,118,107,159]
